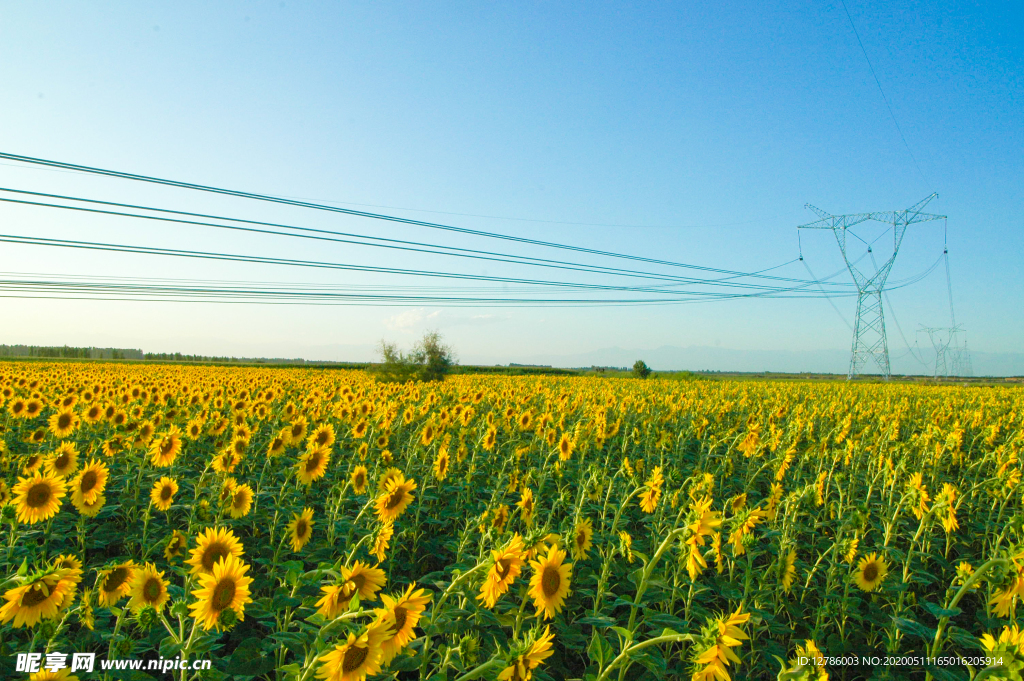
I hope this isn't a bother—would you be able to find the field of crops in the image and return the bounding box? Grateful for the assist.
[1,362,1023,681]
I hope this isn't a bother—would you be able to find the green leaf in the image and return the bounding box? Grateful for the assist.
[577,615,616,628]
[891,616,937,642]
[923,601,962,619]
[924,665,968,681]
[610,626,633,642]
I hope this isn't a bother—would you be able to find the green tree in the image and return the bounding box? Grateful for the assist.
[377,331,456,382]
[632,359,652,379]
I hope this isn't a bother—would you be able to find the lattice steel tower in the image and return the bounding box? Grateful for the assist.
[798,194,945,380]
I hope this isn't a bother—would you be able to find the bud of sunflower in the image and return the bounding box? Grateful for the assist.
[170,599,189,618]
[458,633,480,666]
[218,607,239,631]
[135,605,158,631]
[38,618,58,640]
[114,636,133,659]
[197,499,211,521]
[1,503,16,525]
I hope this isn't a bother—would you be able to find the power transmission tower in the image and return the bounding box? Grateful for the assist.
[798,194,945,380]
[918,324,963,378]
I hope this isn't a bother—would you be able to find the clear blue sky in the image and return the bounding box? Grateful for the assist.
[0,2,1021,373]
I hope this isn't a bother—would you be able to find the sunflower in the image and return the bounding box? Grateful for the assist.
[0,567,76,628]
[478,534,526,609]
[8,397,27,418]
[267,434,286,457]
[308,423,336,449]
[316,583,352,620]
[781,549,797,593]
[0,480,9,506]
[12,472,66,524]
[296,445,331,485]
[164,530,188,562]
[528,546,571,620]
[70,458,108,510]
[135,420,155,444]
[78,494,106,517]
[557,433,573,461]
[45,441,79,478]
[83,404,103,424]
[370,522,393,563]
[352,420,369,439]
[853,553,888,592]
[285,415,308,446]
[288,508,315,551]
[48,409,79,438]
[339,561,388,602]
[497,625,555,681]
[101,436,125,458]
[571,519,593,560]
[228,483,254,519]
[25,398,43,418]
[351,466,368,494]
[516,488,535,527]
[150,477,179,511]
[22,453,43,474]
[374,473,417,523]
[97,562,137,607]
[316,620,391,681]
[29,668,81,681]
[188,554,254,631]
[375,584,432,664]
[149,427,182,467]
[127,563,170,613]
[433,447,450,481]
[186,526,245,576]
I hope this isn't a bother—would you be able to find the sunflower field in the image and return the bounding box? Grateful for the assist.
[1,362,1024,681]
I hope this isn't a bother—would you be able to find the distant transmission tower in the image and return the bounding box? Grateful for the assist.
[798,194,945,380]
[918,324,963,378]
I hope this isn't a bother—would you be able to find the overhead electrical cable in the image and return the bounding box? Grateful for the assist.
[0,191,844,290]
[0,233,864,302]
[0,152,846,283]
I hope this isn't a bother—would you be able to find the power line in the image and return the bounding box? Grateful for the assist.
[0,189,840,290]
[838,0,928,184]
[0,151,840,281]
[0,232,860,300]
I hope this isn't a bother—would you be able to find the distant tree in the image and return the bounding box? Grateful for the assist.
[377,331,456,382]
[632,359,652,379]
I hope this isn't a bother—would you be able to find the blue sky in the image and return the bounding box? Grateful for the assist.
[0,2,1021,373]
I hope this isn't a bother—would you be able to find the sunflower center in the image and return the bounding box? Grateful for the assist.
[385,489,405,510]
[233,492,246,508]
[317,432,329,445]
[295,520,308,538]
[541,566,561,598]
[393,605,408,633]
[349,573,366,591]
[212,578,236,611]
[58,413,72,429]
[496,558,513,580]
[22,585,51,608]
[161,486,173,501]
[576,531,586,550]
[143,577,162,602]
[54,453,70,470]
[202,543,230,571]
[863,563,879,582]
[161,439,175,455]
[342,644,369,673]
[27,482,53,508]
[80,470,98,493]
[104,567,129,593]
[355,473,365,488]
[305,454,321,473]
